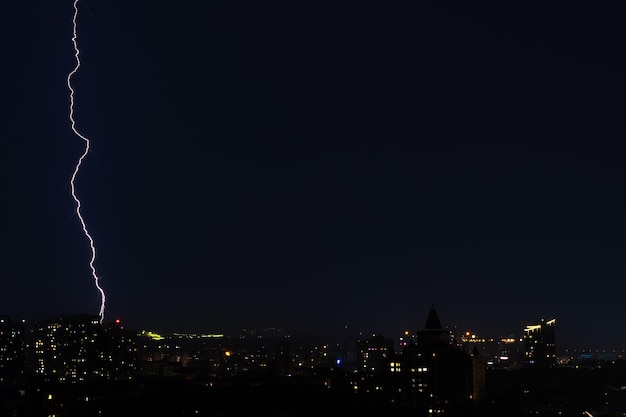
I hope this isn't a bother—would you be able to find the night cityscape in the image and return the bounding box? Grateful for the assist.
[2,307,626,416]
[3,0,626,415]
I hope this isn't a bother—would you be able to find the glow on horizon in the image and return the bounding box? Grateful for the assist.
[67,0,106,324]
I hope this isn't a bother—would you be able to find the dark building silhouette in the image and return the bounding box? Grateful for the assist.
[32,314,137,383]
[357,334,395,374]
[102,318,138,380]
[471,345,486,402]
[354,334,396,399]
[272,340,290,376]
[0,316,25,385]
[395,306,484,415]
[524,318,556,367]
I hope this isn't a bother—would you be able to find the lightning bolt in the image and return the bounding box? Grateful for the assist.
[67,0,106,324]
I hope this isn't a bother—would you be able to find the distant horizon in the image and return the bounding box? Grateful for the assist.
[4,309,623,353]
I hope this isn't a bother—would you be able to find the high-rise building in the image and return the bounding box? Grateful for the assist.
[523,318,556,367]
[271,340,290,376]
[32,314,137,383]
[357,334,395,374]
[395,306,483,415]
[102,318,138,381]
[354,334,396,398]
[0,316,26,385]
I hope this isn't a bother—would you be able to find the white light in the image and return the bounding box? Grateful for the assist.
[67,0,106,323]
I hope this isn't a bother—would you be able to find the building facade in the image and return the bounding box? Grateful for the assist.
[32,314,137,383]
[396,306,479,415]
[524,318,556,367]
[0,316,26,385]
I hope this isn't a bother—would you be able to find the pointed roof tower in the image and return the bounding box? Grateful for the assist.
[416,305,450,352]
[424,304,442,330]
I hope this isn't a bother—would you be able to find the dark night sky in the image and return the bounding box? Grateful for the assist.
[2,1,626,349]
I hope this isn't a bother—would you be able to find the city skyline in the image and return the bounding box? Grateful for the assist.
[1,307,622,416]
[2,2,626,352]
[0,309,608,355]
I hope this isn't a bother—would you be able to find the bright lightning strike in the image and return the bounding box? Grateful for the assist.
[67,0,106,324]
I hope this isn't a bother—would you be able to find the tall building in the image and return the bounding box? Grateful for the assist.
[357,334,395,375]
[271,340,290,376]
[32,314,137,383]
[523,318,556,367]
[355,334,396,397]
[102,318,138,381]
[395,306,483,415]
[0,316,26,385]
